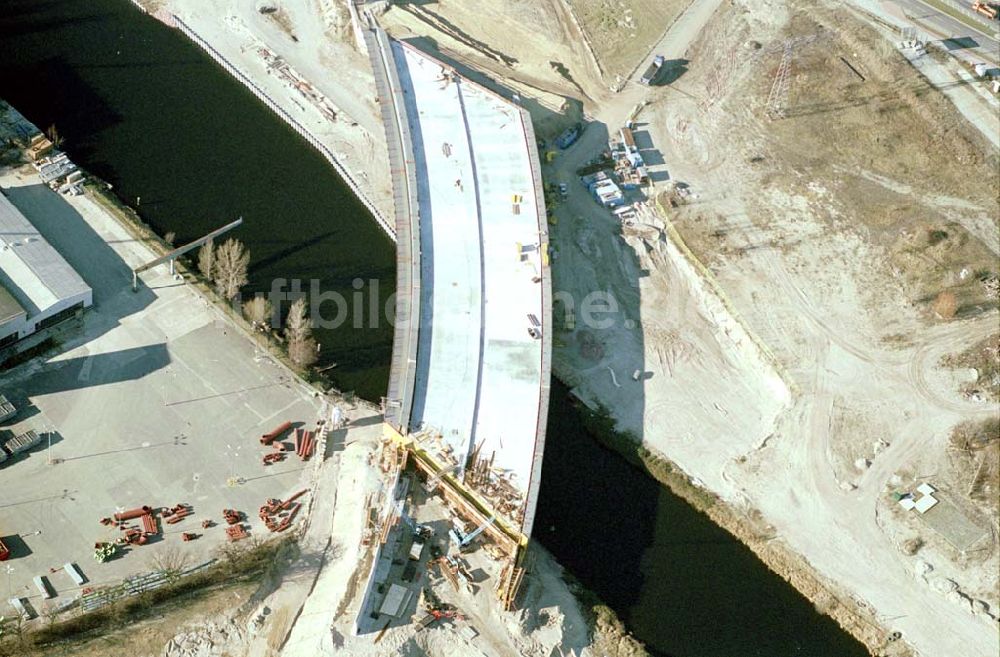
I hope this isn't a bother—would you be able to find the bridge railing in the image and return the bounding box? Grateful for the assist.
[363,23,422,433]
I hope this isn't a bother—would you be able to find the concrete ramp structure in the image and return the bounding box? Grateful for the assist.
[365,26,551,556]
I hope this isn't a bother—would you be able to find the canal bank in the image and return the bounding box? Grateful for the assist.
[538,379,872,657]
[0,0,394,400]
[0,2,872,655]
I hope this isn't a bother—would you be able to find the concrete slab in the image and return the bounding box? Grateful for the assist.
[392,42,547,513]
[397,42,483,454]
[0,168,322,607]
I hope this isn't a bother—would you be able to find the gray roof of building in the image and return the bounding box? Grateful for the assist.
[0,281,25,325]
[0,191,91,316]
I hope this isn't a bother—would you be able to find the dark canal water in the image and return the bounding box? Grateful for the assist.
[0,2,869,656]
[537,381,868,657]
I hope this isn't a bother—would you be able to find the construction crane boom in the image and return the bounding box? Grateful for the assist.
[132,217,242,290]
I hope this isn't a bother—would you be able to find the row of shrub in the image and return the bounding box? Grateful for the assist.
[2,536,295,654]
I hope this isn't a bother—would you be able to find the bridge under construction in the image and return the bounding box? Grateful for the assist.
[361,19,552,615]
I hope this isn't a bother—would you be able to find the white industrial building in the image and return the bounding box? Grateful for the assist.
[0,191,92,351]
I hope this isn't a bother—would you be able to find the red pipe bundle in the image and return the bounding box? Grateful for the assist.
[114,505,152,521]
[260,421,293,446]
[297,431,315,460]
[165,504,191,524]
[140,513,159,535]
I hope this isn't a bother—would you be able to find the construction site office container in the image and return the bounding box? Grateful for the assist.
[7,597,29,619]
[63,562,85,586]
[33,576,53,599]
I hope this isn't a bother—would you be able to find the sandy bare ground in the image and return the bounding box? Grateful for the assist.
[548,1,999,656]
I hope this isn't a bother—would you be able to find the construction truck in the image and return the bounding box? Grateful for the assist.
[973,1,998,19]
[640,55,665,85]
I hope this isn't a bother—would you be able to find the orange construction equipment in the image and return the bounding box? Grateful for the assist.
[0,537,9,561]
[973,1,998,19]
[260,421,293,446]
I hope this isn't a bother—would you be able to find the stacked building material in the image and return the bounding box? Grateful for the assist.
[222,509,242,525]
[259,490,308,532]
[225,524,248,542]
[139,513,159,535]
[0,394,16,423]
[260,421,293,446]
[114,506,153,522]
[262,452,285,465]
[93,542,117,562]
[3,429,40,456]
[119,527,147,545]
[295,429,315,460]
[163,504,191,524]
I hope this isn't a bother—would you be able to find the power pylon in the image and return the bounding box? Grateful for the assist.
[765,41,793,119]
[762,31,826,120]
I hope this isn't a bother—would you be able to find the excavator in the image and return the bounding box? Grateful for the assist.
[973,1,998,20]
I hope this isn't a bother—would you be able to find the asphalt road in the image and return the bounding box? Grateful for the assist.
[895,0,1000,65]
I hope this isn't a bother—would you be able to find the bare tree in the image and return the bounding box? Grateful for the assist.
[243,294,273,330]
[45,124,63,148]
[151,546,189,581]
[288,334,318,368]
[285,298,318,367]
[164,231,176,246]
[197,238,214,280]
[213,238,250,301]
[285,297,310,343]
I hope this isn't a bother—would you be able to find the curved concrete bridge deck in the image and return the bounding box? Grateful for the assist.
[366,28,551,542]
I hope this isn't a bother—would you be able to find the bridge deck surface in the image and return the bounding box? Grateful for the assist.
[394,41,545,500]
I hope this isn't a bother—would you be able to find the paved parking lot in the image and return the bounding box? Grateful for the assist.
[0,168,323,611]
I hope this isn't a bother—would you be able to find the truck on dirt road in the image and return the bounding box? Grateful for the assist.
[640,55,665,85]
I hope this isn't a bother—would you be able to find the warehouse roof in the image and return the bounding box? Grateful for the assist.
[0,281,24,325]
[0,191,91,316]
